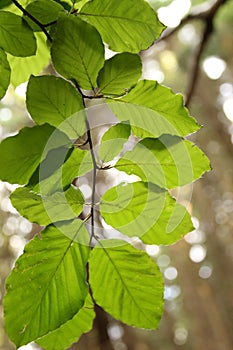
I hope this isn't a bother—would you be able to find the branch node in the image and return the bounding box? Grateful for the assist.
[11,0,53,42]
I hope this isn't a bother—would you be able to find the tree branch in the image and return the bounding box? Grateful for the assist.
[157,0,228,106]
[72,81,98,244]
[85,117,98,244]
[11,0,52,42]
[185,0,228,106]
[94,305,114,350]
[158,0,227,42]
[185,18,213,106]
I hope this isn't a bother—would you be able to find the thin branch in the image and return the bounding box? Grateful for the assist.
[85,117,98,244]
[185,18,213,106]
[71,80,103,99]
[185,0,228,106]
[72,80,99,244]
[73,136,89,147]
[158,0,227,42]
[35,6,79,28]
[43,20,57,27]
[11,0,52,42]
[157,0,228,106]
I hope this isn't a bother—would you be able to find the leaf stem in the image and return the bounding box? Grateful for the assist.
[43,20,57,27]
[85,117,98,244]
[72,80,98,245]
[11,0,53,42]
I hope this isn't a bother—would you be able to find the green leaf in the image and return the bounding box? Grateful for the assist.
[4,221,90,347]
[111,80,199,137]
[142,196,193,245]
[0,0,12,10]
[115,135,211,189]
[0,124,70,185]
[109,101,184,139]
[52,0,72,11]
[89,240,164,329]
[97,53,142,96]
[35,147,93,195]
[26,75,85,139]
[98,122,131,163]
[27,146,73,188]
[0,11,36,57]
[100,182,193,245]
[75,0,91,10]
[7,32,50,87]
[25,0,64,31]
[80,0,165,53]
[0,48,10,99]
[0,0,34,16]
[10,185,84,226]
[51,15,104,90]
[2,0,31,15]
[37,294,95,350]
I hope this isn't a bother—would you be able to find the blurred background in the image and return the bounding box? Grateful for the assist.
[0,0,233,349]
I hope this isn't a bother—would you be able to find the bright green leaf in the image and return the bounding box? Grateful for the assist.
[108,101,187,139]
[89,240,164,328]
[51,15,104,90]
[25,0,64,31]
[100,182,193,245]
[4,221,90,347]
[111,80,199,137]
[142,195,193,245]
[10,185,84,226]
[7,33,50,87]
[35,147,93,195]
[0,11,36,57]
[75,0,91,10]
[98,122,131,163]
[79,0,165,53]
[97,53,142,96]
[0,48,10,99]
[26,75,85,139]
[0,124,70,185]
[2,0,31,14]
[116,80,200,136]
[37,294,94,350]
[116,135,211,189]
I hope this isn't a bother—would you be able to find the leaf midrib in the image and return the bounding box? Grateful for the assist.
[19,226,85,341]
[79,12,156,27]
[101,246,155,324]
[0,21,33,51]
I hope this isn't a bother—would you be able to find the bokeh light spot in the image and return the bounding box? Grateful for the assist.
[0,108,12,122]
[145,244,160,256]
[157,254,171,267]
[15,82,28,99]
[158,0,191,28]
[174,327,188,345]
[164,285,181,300]
[223,98,233,122]
[199,265,213,279]
[164,266,178,280]
[189,244,206,263]
[202,56,226,80]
